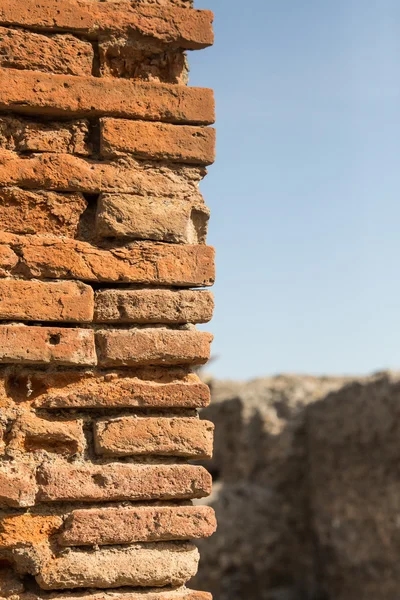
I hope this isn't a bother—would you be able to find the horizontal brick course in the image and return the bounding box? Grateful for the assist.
[0,233,215,287]
[94,289,214,324]
[36,543,200,590]
[0,151,204,198]
[94,416,214,458]
[100,119,216,165]
[0,280,94,322]
[0,27,93,76]
[18,591,211,600]
[0,69,215,124]
[25,368,210,409]
[0,188,87,237]
[60,505,216,545]
[37,463,212,502]
[0,0,214,49]
[96,328,213,367]
[95,194,209,244]
[0,325,96,366]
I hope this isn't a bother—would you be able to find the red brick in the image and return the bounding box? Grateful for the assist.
[94,416,214,458]
[0,325,96,366]
[0,463,36,507]
[37,463,212,502]
[0,151,204,198]
[0,27,93,76]
[0,1,213,49]
[96,328,213,367]
[100,119,216,165]
[94,289,214,324]
[9,414,85,456]
[0,188,87,237]
[0,233,215,287]
[0,69,215,124]
[59,505,216,546]
[95,194,209,244]
[25,368,210,409]
[0,280,94,322]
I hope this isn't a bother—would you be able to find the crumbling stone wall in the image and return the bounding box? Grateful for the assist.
[0,1,216,599]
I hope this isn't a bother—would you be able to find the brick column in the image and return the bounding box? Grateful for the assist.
[0,2,215,599]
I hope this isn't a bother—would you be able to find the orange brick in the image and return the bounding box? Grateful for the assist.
[0,0,214,50]
[60,505,216,546]
[0,26,93,76]
[0,325,96,366]
[96,328,213,367]
[94,289,214,324]
[94,416,214,458]
[37,463,212,502]
[0,233,215,287]
[25,368,210,409]
[9,413,85,456]
[0,463,36,508]
[0,69,215,124]
[100,119,216,165]
[0,280,94,322]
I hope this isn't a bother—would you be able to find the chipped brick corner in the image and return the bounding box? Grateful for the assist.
[0,1,216,599]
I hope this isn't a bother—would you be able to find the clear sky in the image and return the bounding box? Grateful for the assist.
[189,0,400,380]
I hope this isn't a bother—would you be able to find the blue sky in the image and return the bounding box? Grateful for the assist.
[189,0,400,380]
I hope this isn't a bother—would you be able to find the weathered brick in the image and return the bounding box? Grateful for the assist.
[85,0,194,8]
[0,116,91,155]
[60,505,216,545]
[36,543,199,590]
[0,151,204,199]
[94,416,213,458]
[96,328,213,367]
[9,414,85,455]
[0,1,213,50]
[0,463,36,508]
[0,188,87,237]
[0,514,62,548]
[37,463,212,502]
[94,289,214,324]
[0,280,94,322]
[95,194,209,244]
[100,119,216,165]
[24,368,210,409]
[0,27,93,76]
[0,325,96,366]
[16,591,211,600]
[0,69,215,124]
[0,233,215,287]
[99,40,188,84]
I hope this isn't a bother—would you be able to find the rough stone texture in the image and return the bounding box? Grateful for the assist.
[8,414,85,456]
[4,591,211,600]
[100,120,216,165]
[36,543,200,590]
[0,69,215,124]
[0,280,94,322]
[0,1,214,49]
[96,328,213,367]
[0,188,87,237]
[37,463,212,502]
[0,325,96,366]
[60,506,216,546]
[94,289,214,324]
[24,368,210,409]
[95,195,209,244]
[0,151,205,199]
[0,27,93,76]
[0,116,91,155]
[0,234,215,287]
[0,463,36,508]
[94,416,214,458]
[0,513,63,548]
[98,39,188,84]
